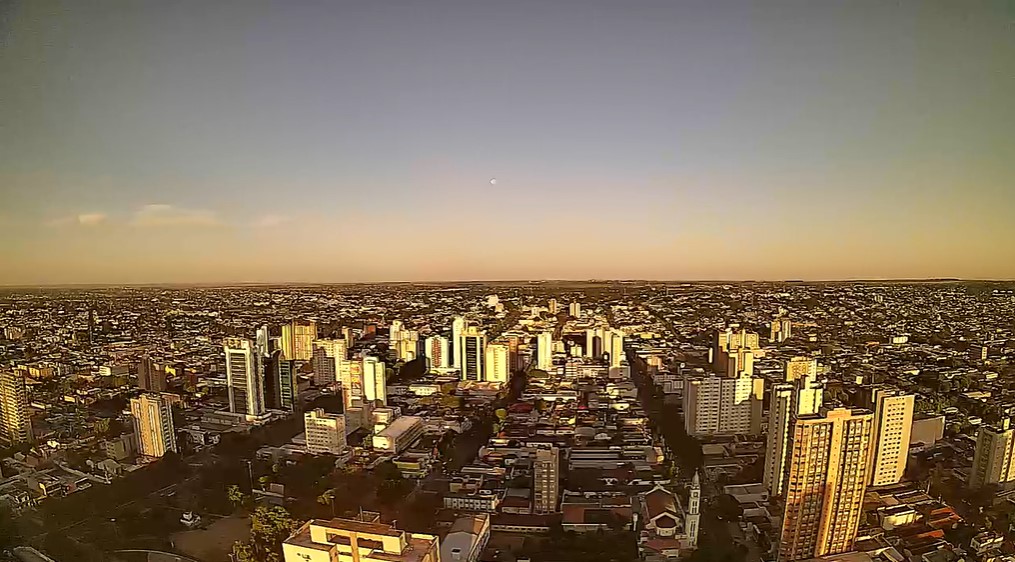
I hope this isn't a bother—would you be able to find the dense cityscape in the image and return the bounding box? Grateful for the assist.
[1,282,1014,562]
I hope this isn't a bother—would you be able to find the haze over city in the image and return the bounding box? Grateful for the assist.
[2,0,1013,284]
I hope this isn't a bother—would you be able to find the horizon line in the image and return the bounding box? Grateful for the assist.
[2,277,1014,290]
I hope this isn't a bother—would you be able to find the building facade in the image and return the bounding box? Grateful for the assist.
[224,337,266,417]
[282,515,439,562]
[869,388,914,486]
[533,446,560,513]
[304,408,347,455]
[764,371,823,496]
[683,375,763,436]
[282,319,317,362]
[0,369,32,446]
[778,408,875,562]
[484,343,510,384]
[969,419,1015,488]
[130,393,177,459]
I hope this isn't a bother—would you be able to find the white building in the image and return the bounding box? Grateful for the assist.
[425,335,450,371]
[305,408,347,455]
[763,371,823,496]
[536,331,553,371]
[363,357,387,405]
[224,337,266,417]
[312,338,347,386]
[452,316,466,370]
[484,343,510,384]
[130,393,176,459]
[373,415,424,454]
[683,375,763,436]
[441,514,491,562]
[869,388,914,487]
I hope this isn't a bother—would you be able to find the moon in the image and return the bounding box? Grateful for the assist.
[489,178,497,185]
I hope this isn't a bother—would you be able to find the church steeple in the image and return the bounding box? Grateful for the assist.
[686,470,701,548]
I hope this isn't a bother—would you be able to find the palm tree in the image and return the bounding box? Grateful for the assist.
[317,489,336,517]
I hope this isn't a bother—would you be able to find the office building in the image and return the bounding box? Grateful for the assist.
[459,328,486,381]
[304,408,347,455]
[536,331,553,371]
[312,339,347,385]
[784,357,818,382]
[0,369,32,446]
[764,371,824,496]
[683,375,763,436]
[869,388,914,486]
[130,393,176,459]
[224,337,266,417]
[363,356,387,405]
[282,319,317,362]
[569,302,581,318]
[533,447,560,513]
[969,418,1015,488]
[282,515,440,562]
[451,316,466,369]
[484,342,510,384]
[778,408,875,561]
[264,351,298,412]
[425,335,450,371]
[137,355,167,392]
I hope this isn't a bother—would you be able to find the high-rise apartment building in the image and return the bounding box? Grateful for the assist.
[137,355,167,392]
[533,447,560,513]
[484,342,510,384]
[569,302,581,318]
[312,338,347,385]
[608,329,624,367]
[264,350,298,412]
[224,337,266,417]
[548,298,558,314]
[363,357,387,405]
[451,316,466,370]
[389,320,404,343]
[304,408,347,455]
[130,393,176,459]
[784,357,818,382]
[459,328,486,381]
[683,375,763,436]
[283,515,440,562]
[969,418,1015,488]
[712,327,761,377]
[771,317,793,343]
[340,360,364,409]
[868,388,914,486]
[282,319,317,362]
[764,371,823,496]
[536,331,553,371]
[425,335,450,371]
[0,369,32,446]
[778,408,875,562]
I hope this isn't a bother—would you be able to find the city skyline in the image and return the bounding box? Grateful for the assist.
[3,1,1013,285]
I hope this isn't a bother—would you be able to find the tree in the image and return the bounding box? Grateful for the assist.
[233,505,297,562]
[317,489,336,517]
[93,418,110,435]
[227,485,247,510]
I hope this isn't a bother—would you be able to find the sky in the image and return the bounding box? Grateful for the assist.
[1,0,1013,285]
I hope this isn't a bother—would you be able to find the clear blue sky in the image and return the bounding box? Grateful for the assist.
[1,0,1013,284]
